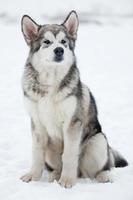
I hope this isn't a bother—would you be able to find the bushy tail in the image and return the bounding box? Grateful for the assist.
[112,149,128,168]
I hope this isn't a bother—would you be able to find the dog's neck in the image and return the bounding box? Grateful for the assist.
[31,60,73,89]
[23,61,79,102]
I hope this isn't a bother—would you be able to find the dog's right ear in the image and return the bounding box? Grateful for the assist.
[21,15,39,45]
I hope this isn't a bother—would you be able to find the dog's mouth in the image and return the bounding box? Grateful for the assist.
[54,55,64,62]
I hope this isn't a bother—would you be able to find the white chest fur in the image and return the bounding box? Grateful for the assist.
[38,95,65,140]
[24,93,77,141]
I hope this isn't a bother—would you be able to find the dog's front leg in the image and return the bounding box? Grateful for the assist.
[59,118,82,188]
[21,120,48,182]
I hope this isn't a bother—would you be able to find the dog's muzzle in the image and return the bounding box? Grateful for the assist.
[54,47,64,62]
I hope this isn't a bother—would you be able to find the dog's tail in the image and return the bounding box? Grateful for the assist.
[111,149,128,168]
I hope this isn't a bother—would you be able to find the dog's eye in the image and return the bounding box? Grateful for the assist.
[44,40,51,45]
[61,39,66,44]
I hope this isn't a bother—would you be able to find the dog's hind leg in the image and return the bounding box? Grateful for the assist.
[96,170,112,183]
[45,147,62,182]
[79,133,112,182]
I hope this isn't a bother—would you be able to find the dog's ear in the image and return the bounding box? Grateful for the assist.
[62,11,79,39]
[21,15,39,45]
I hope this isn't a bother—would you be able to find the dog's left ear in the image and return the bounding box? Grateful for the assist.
[62,11,79,39]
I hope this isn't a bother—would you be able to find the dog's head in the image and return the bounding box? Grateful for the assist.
[21,11,78,71]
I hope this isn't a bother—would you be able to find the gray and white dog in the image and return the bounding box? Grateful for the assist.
[20,11,128,188]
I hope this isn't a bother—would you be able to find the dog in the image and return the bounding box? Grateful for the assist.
[20,11,128,188]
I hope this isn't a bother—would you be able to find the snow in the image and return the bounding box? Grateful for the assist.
[0,0,133,199]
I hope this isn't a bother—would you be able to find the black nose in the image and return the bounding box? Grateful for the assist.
[54,47,64,57]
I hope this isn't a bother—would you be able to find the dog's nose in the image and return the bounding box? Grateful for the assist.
[54,47,64,57]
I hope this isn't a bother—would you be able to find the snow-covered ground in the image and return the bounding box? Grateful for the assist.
[0,1,133,199]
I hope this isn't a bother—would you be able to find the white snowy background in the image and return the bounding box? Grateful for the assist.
[0,0,133,199]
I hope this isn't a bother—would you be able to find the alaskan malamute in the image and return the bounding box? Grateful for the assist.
[20,11,128,188]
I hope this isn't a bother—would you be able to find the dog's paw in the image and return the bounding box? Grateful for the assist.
[20,172,41,182]
[48,170,60,182]
[96,171,113,183]
[58,176,76,188]
[20,172,33,182]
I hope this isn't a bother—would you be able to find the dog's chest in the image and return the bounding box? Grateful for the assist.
[38,95,64,139]
[39,68,56,86]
